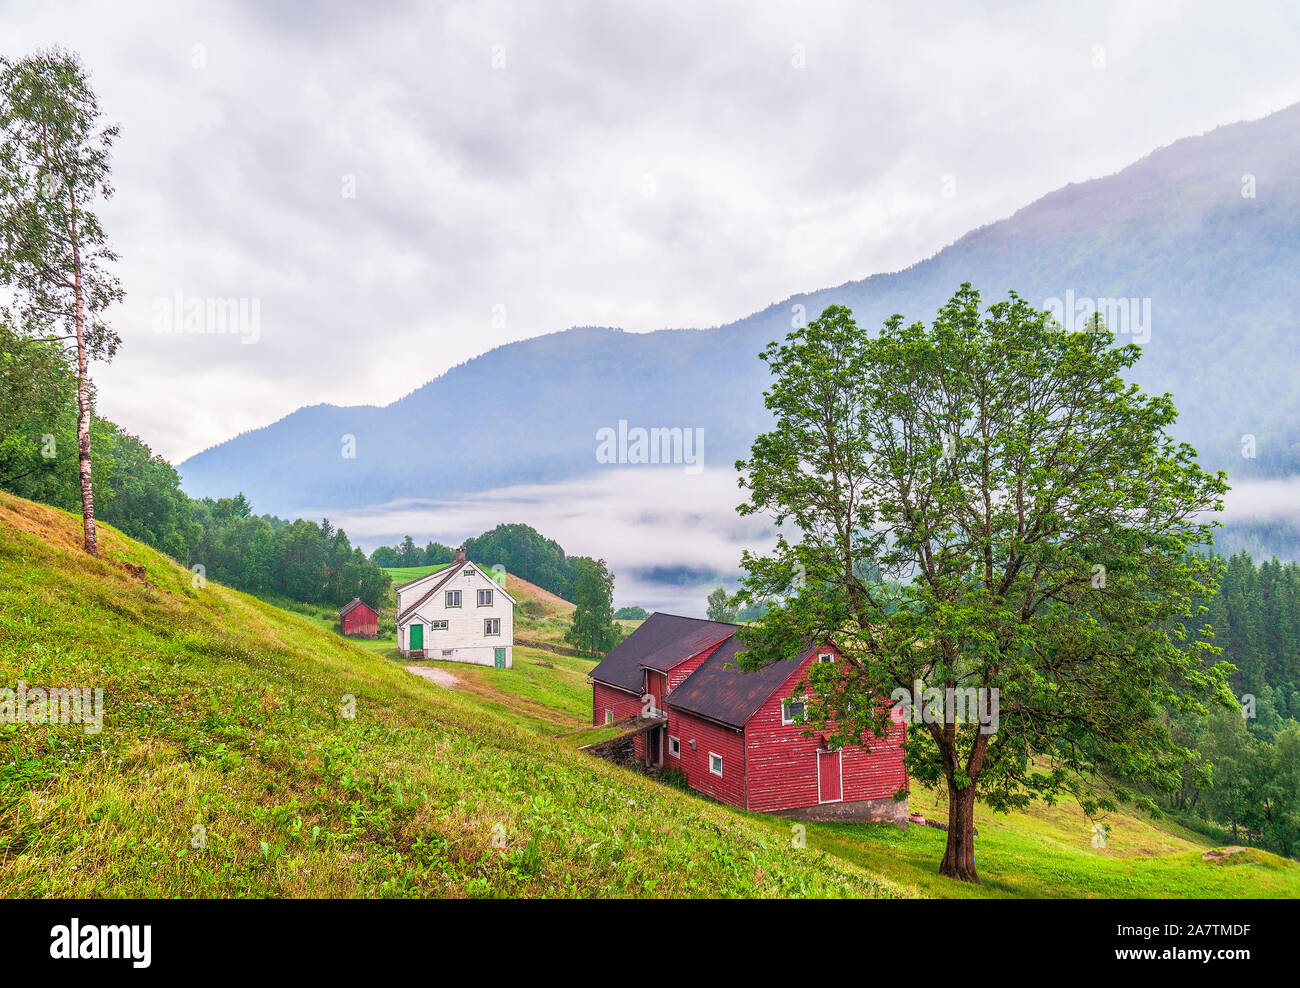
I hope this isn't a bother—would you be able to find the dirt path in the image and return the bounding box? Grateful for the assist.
[405,665,464,689]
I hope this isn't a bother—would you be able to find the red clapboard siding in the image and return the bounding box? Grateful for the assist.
[592,681,641,726]
[646,670,667,711]
[745,645,907,813]
[593,680,650,761]
[666,708,746,808]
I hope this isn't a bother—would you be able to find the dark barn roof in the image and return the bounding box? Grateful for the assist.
[668,637,813,729]
[339,597,376,618]
[588,612,737,693]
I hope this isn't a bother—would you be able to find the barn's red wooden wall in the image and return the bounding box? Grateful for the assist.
[745,646,907,813]
[593,680,652,759]
[665,708,746,808]
[592,681,642,726]
[341,605,378,637]
[645,670,667,711]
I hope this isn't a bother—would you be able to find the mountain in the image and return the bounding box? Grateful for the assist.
[180,102,1300,554]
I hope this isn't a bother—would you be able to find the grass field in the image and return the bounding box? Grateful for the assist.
[383,563,454,586]
[0,493,897,898]
[2,491,1295,898]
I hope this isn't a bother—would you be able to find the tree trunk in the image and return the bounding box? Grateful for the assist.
[939,781,980,883]
[72,232,97,557]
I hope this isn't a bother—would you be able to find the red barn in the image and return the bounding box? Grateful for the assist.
[339,597,379,638]
[590,613,908,824]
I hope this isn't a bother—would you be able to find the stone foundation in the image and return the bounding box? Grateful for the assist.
[774,795,910,827]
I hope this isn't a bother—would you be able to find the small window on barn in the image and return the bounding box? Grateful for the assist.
[782,697,806,726]
[477,588,494,607]
[709,752,723,777]
[818,652,834,663]
[605,709,614,725]
[668,736,681,759]
[445,590,461,608]
[484,618,501,636]
[430,620,448,631]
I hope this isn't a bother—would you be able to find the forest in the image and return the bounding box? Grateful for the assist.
[1,326,391,609]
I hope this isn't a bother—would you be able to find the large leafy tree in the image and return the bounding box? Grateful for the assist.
[0,49,122,555]
[734,286,1233,883]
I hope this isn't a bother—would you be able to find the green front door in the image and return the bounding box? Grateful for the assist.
[494,647,506,669]
[409,624,423,651]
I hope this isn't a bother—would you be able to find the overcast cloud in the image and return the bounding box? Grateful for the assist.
[3,0,1299,463]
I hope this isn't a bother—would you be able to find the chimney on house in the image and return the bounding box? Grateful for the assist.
[456,545,466,562]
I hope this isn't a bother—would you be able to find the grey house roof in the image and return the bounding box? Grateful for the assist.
[590,612,814,729]
[667,637,814,729]
[396,561,467,623]
[588,612,737,693]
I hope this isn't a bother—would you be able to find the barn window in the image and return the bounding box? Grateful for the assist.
[818,652,834,663]
[605,709,614,725]
[782,697,806,726]
[484,618,501,636]
[445,590,462,608]
[477,588,494,607]
[430,620,448,631]
[709,752,723,777]
[668,736,681,759]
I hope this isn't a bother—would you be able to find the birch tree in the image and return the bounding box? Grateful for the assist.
[0,49,122,555]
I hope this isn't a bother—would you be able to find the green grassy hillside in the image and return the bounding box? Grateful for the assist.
[2,492,1295,898]
[0,493,899,898]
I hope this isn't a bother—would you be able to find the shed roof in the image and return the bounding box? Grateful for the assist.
[339,597,375,619]
[588,612,738,693]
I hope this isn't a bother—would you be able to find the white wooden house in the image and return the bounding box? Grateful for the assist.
[395,547,516,668]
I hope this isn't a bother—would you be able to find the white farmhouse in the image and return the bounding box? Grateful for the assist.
[395,546,515,668]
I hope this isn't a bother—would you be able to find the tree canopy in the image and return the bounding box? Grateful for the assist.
[734,286,1233,882]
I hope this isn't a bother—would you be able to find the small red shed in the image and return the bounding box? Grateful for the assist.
[339,597,379,639]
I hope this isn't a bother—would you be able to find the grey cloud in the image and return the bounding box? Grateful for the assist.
[0,0,1296,461]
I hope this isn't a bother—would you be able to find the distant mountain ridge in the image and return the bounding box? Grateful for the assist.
[180,101,1300,555]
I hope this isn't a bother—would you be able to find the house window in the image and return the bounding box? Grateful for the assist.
[668,736,681,759]
[818,652,834,663]
[430,620,448,631]
[445,590,461,608]
[709,752,723,777]
[605,709,614,725]
[782,697,806,726]
[477,588,494,607]
[484,618,501,636]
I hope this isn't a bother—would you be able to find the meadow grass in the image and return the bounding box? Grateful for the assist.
[3,491,1293,898]
[0,493,900,898]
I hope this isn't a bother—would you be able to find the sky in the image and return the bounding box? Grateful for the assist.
[3,0,1299,466]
